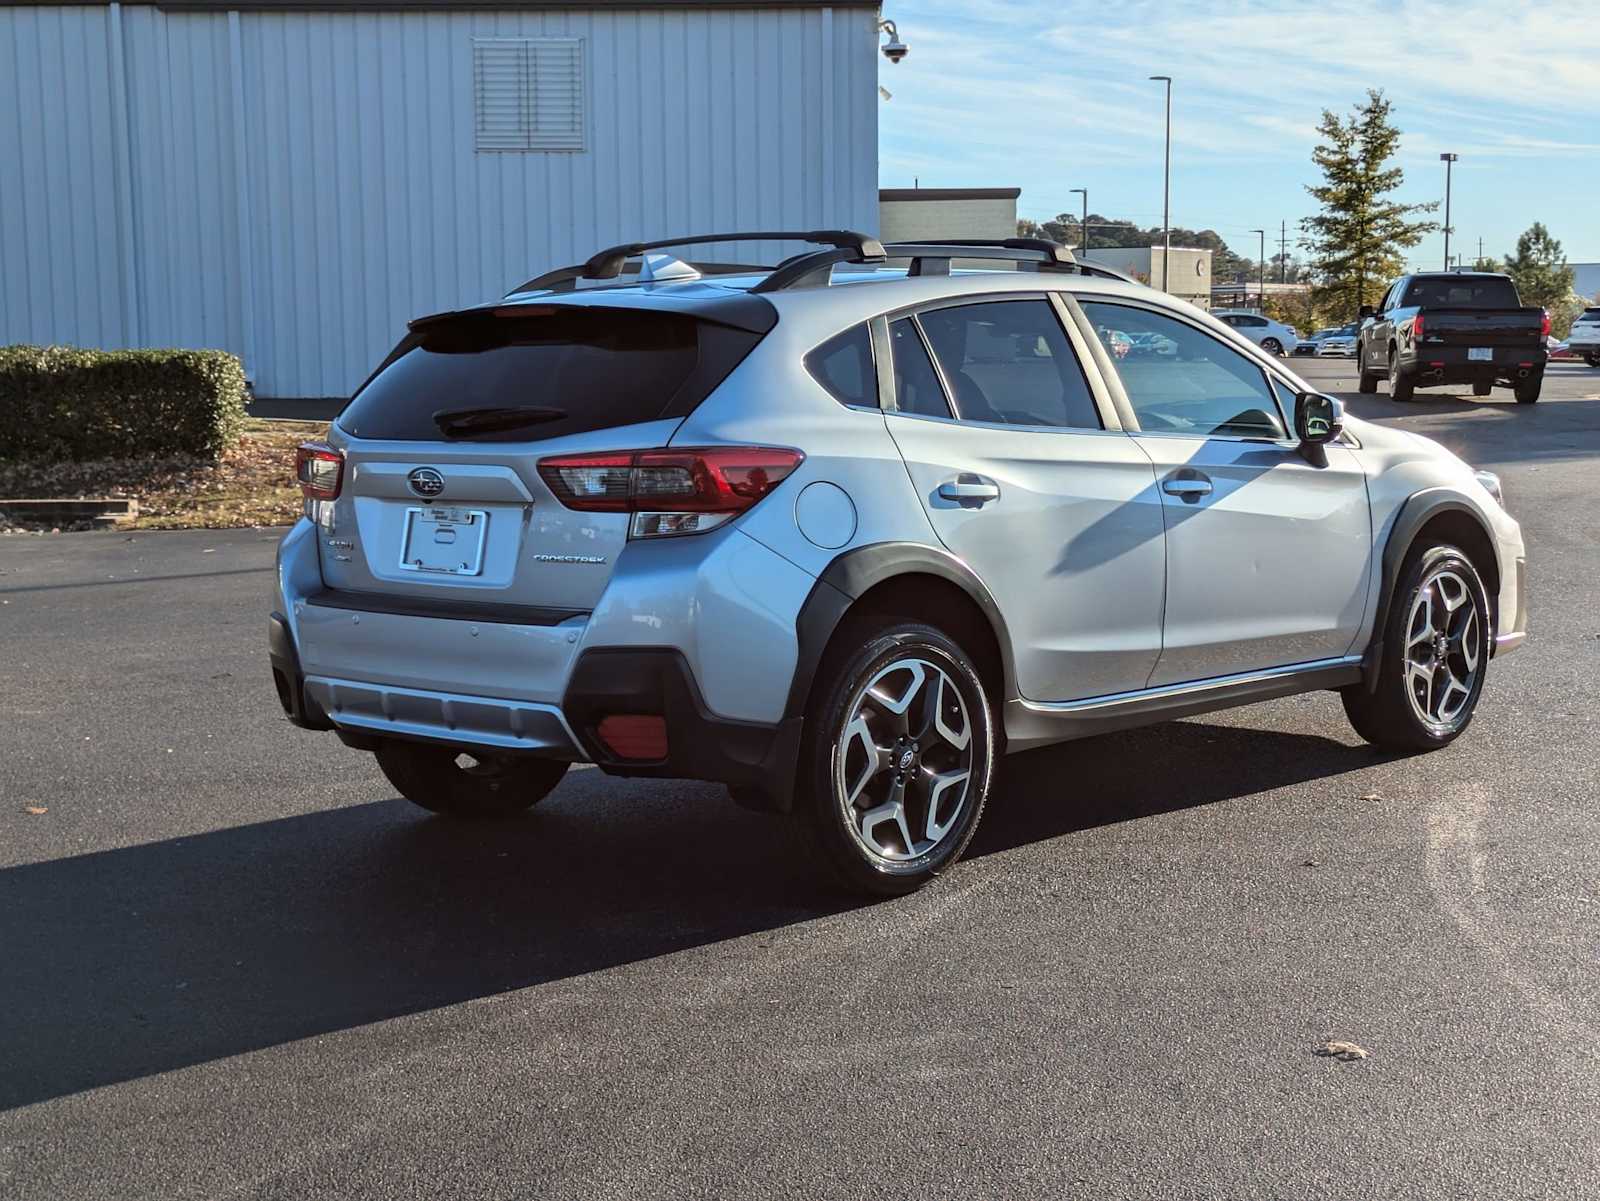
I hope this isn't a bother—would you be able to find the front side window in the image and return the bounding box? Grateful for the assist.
[888,317,952,418]
[915,300,1101,429]
[1081,301,1286,439]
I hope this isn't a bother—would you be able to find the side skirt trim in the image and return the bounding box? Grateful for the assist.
[1004,655,1364,752]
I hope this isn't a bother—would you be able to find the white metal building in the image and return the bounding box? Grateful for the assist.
[1077,246,1212,310]
[0,0,881,397]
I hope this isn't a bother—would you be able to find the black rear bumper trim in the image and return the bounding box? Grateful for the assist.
[306,588,587,627]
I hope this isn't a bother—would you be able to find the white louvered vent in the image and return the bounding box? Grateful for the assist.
[473,37,584,153]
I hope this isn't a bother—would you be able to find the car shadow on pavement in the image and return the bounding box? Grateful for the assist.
[971,719,1392,858]
[0,721,1392,1111]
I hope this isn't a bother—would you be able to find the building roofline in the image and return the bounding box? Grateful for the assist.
[879,188,1022,202]
[6,0,880,9]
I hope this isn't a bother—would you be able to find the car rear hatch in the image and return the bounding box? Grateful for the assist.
[308,296,773,615]
[1422,307,1545,352]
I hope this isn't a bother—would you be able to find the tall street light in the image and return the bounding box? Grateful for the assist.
[1149,75,1172,291]
[1440,153,1459,270]
[1069,188,1088,258]
[1250,229,1266,311]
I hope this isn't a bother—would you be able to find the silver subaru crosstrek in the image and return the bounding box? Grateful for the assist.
[270,232,1527,895]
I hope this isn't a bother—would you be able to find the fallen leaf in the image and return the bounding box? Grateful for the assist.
[1301,858,1319,867]
[1358,792,1384,802]
[24,805,48,815]
[1316,1039,1369,1061]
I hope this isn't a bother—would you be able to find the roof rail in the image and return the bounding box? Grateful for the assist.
[508,230,885,295]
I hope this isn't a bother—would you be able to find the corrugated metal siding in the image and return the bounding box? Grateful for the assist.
[0,4,878,397]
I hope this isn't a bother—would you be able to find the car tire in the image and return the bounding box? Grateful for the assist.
[376,741,569,818]
[1358,365,1380,394]
[793,619,996,896]
[1388,351,1414,401]
[1341,544,1491,753]
[1515,374,1542,404]
[1585,351,1600,368]
[1261,337,1283,356]
[1472,380,1492,397]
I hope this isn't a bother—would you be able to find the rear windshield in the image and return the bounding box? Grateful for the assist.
[1401,277,1520,309]
[1582,308,1600,320]
[339,308,715,442]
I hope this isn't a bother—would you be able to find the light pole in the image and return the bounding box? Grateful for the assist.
[1250,228,1265,311]
[1440,153,1459,270]
[1069,188,1088,258]
[1149,75,1172,291]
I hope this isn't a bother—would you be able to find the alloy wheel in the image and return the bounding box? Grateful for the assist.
[835,657,973,864]
[1403,568,1483,729]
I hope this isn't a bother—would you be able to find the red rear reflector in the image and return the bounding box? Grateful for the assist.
[538,447,803,515]
[1428,361,1445,368]
[295,442,344,500]
[596,715,668,761]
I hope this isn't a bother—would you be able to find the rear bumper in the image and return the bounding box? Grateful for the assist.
[1399,347,1547,383]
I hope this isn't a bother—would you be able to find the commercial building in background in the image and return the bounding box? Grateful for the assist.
[1077,246,1213,310]
[0,0,880,398]
[1571,264,1600,301]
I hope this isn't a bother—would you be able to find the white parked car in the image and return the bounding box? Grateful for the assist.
[1567,305,1600,366]
[1211,310,1299,356]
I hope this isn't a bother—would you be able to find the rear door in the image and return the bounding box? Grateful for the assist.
[1076,297,1371,686]
[318,304,764,611]
[879,294,1167,703]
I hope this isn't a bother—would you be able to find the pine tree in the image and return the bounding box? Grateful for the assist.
[1502,222,1574,310]
[1301,90,1437,317]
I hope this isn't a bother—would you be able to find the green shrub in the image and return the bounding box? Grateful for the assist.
[0,345,247,462]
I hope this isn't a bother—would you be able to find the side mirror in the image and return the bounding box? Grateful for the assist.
[1357,304,1376,320]
[1295,392,1343,464]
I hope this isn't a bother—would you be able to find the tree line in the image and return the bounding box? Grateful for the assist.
[1019,89,1590,338]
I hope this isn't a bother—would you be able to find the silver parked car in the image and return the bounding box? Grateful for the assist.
[270,232,1528,895]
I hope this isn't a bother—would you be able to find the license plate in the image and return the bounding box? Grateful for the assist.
[1468,347,1492,362]
[399,507,488,576]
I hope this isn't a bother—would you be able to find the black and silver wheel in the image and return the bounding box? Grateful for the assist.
[376,741,569,818]
[1343,545,1490,751]
[1388,350,1414,401]
[1261,337,1283,356]
[797,620,995,895]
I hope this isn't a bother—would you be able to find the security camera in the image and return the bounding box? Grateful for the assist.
[878,19,908,63]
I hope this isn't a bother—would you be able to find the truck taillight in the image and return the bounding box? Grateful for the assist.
[1413,314,1425,341]
[1541,309,1551,339]
[537,447,803,538]
[295,442,344,500]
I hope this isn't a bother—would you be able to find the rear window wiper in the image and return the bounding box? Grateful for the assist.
[432,406,567,437]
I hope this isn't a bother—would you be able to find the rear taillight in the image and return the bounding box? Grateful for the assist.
[295,442,344,500]
[1541,309,1551,339]
[538,447,803,538]
[1412,314,1425,341]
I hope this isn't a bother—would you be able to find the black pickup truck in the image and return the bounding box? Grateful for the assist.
[1356,272,1549,403]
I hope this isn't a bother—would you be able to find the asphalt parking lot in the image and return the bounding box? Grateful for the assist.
[3,360,1598,1200]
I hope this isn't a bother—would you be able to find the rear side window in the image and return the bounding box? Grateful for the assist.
[916,300,1101,430]
[805,323,876,407]
[887,318,953,418]
[1400,277,1520,308]
[339,308,745,441]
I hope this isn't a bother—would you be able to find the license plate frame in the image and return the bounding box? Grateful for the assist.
[1468,347,1493,362]
[398,506,489,576]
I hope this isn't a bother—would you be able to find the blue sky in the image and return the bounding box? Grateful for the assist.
[876,0,1600,267]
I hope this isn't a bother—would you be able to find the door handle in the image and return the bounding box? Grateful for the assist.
[1161,476,1213,501]
[937,479,1000,504]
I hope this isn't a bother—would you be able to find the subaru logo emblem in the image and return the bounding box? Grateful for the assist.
[407,467,445,498]
[898,748,916,772]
